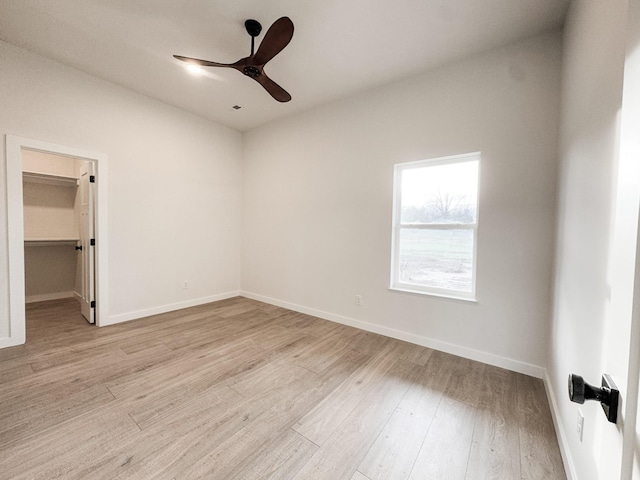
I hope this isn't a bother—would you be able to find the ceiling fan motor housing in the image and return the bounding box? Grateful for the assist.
[244,19,262,37]
[243,66,261,78]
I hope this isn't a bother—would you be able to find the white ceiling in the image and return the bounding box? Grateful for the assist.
[0,0,569,132]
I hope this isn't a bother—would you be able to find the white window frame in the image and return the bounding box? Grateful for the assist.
[390,152,480,301]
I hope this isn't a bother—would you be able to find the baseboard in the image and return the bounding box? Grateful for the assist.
[103,290,240,326]
[25,291,76,303]
[543,369,577,480]
[0,335,24,349]
[240,290,544,378]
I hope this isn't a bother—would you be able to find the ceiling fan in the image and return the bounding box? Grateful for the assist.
[174,17,294,102]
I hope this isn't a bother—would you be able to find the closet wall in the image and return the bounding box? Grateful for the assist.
[22,150,84,303]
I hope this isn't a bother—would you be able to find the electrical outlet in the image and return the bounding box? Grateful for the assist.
[355,295,362,306]
[577,409,584,442]
[183,280,189,290]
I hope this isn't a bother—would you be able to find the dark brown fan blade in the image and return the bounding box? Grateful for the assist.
[253,73,291,102]
[253,17,294,66]
[173,55,235,68]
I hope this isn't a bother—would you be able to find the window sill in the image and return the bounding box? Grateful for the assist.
[388,286,477,303]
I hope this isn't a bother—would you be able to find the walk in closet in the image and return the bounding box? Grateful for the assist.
[22,150,89,309]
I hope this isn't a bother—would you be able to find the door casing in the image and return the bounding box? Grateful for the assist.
[4,135,108,346]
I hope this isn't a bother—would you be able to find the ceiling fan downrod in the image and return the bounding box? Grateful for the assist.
[244,19,262,56]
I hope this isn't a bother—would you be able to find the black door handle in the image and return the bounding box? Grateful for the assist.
[568,373,619,423]
[75,245,82,251]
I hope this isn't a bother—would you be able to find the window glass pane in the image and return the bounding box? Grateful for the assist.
[398,228,474,292]
[400,160,478,224]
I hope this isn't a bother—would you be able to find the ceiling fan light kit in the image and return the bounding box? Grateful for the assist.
[174,17,294,102]
[186,64,204,75]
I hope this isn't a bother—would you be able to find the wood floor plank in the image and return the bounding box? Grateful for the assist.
[0,361,33,382]
[29,341,172,372]
[358,351,455,480]
[292,343,401,445]
[517,375,566,479]
[0,384,116,450]
[0,407,140,480]
[226,357,316,397]
[292,360,421,480]
[442,355,486,407]
[465,367,521,480]
[353,472,374,480]
[160,311,270,351]
[349,330,394,356]
[213,300,260,318]
[292,328,354,373]
[0,344,27,362]
[123,346,272,430]
[105,339,264,399]
[274,311,344,338]
[0,297,567,480]
[408,396,477,480]
[68,385,246,480]
[229,429,319,480]
[0,347,129,412]
[179,349,368,479]
[390,340,434,367]
[2,341,177,405]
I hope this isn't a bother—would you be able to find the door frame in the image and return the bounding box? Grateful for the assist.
[4,135,109,346]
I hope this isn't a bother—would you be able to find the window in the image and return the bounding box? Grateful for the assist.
[390,152,480,300]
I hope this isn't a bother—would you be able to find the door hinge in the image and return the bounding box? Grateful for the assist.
[89,175,95,183]
[90,300,96,308]
[90,239,95,246]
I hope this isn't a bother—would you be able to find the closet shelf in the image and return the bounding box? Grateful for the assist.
[24,239,79,247]
[22,171,78,187]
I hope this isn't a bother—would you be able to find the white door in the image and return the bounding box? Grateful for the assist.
[602,1,640,476]
[78,162,95,324]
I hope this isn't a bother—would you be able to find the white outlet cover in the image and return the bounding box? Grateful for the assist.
[577,409,584,442]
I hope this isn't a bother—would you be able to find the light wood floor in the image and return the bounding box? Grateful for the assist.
[0,297,566,479]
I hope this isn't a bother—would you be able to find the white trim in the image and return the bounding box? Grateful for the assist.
[104,290,240,326]
[543,369,577,480]
[398,151,483,170]
[22,171,78,187]
[26,291,76,304]
[388,286,478,303]
[1,136,26,348]
[240,290,544,378]
[4,135,109,348]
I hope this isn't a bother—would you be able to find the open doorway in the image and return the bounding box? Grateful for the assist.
[3,135,108,348]
[22,150,96,324]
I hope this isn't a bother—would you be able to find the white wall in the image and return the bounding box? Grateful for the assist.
[241,31,562,375]
[0,39,243,341]
[547,1,627,479]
